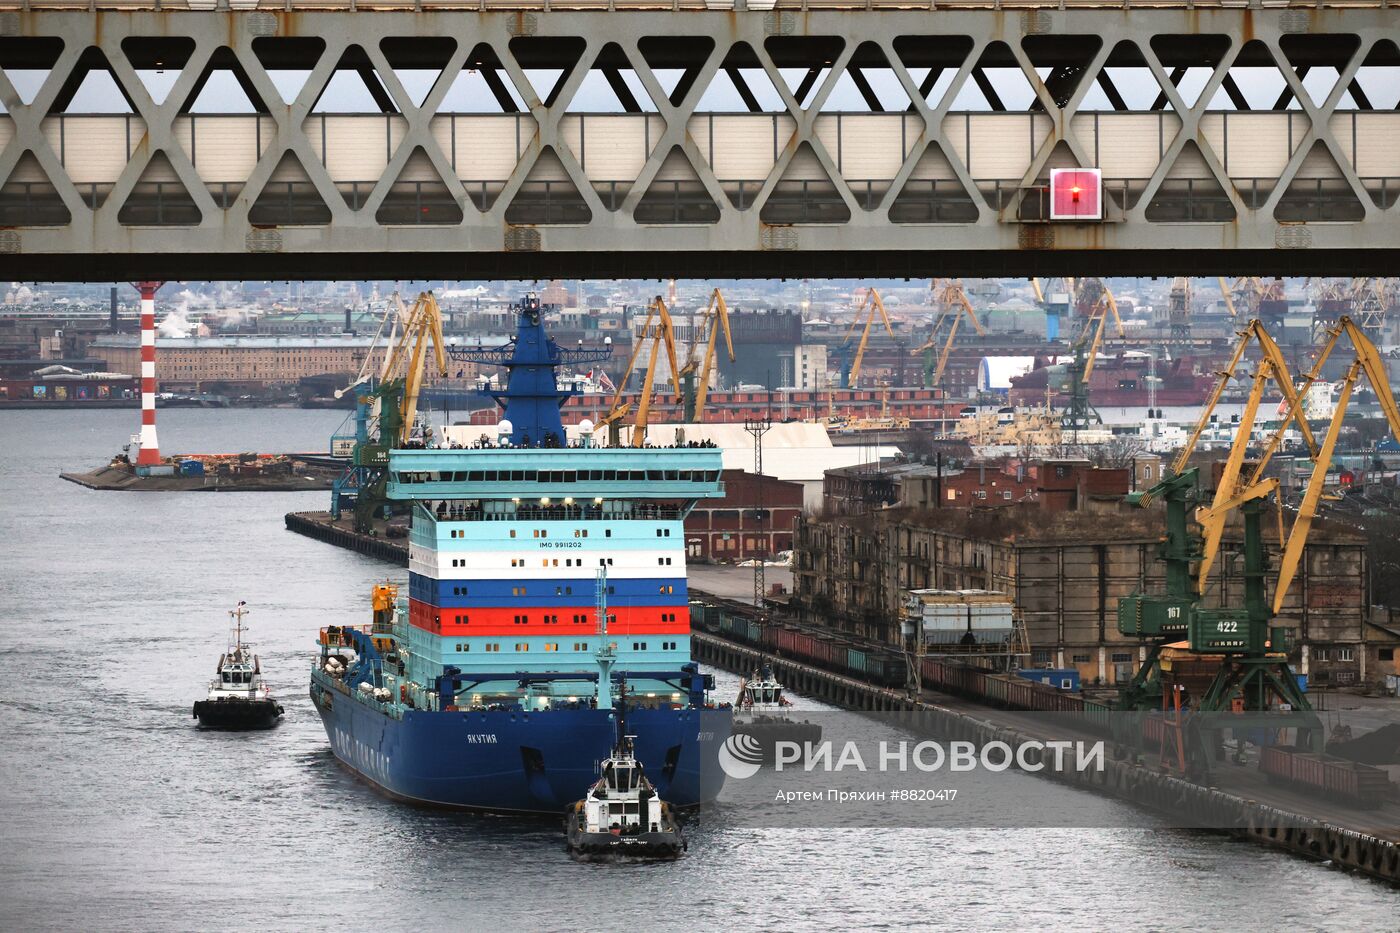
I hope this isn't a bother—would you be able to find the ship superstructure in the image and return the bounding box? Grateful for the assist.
[311,295,730,812]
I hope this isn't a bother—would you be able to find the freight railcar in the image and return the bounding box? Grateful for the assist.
[1259,745,1388,809]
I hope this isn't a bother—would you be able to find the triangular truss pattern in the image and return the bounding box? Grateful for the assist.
[1149,34,1232,110]
[892,36,974,110]
[1021,36,1103,110]
[1278,34,1361,111]
[252,37,326,106]
[509,37,586,108]
[1202,43,1287,111]
[310,46,396,114]
[694,43,785,112]
[375,147,463,225]
[379,37,456,109]
[818,43,910,113]
[1145,140,1235,222]
[764,37,845,109]
[946,42,1037,112]
[118,150,201,226]
[120,37,196,107]
[1352,40,1400,110]
[439,44,527,113]
[0,36,65,106]
[634,147,719,224]
[638,36,716,108]
[889,144,978,224]
[1275,141,1365,223]
[50,48,135,113]
[1080,42,1162,111]
[504,146,591,225]
[182,48,270,114]
[759,142,850,225]
[0,151,70,225]
[250,151,332,226]
[567,43,657,114]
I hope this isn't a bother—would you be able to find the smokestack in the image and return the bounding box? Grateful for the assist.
[110,286,118,333]
[344,305,352,334]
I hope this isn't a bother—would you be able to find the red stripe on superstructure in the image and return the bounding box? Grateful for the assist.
[142,409,156,425]
[140,315,155,327]
[408,598,689,637]
[141,346,155,362]
[141,377,155,393]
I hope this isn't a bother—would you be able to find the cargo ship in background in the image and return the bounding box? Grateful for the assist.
[1008,351,1218,408]
[310,297,731,812]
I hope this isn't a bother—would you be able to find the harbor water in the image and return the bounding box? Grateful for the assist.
[0,409,1394,931]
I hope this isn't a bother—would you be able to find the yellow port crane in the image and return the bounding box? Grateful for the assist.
[678,288,735,422]
[594,295,679,447]
[1159,320,1315,588]
[1218,276,1285,319]
[378,291,449,446]
[912,278,985,388]
[1263,317,1400,613]
[839,287,895,388]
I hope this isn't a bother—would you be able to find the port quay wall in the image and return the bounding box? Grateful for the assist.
[690,631,1400,886]
[283,509,1400,886]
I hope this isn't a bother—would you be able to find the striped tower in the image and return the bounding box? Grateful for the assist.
[133,281,163,466]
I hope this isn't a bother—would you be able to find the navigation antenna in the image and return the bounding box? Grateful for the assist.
[229,601,249,653]
[745,392,773,610]
[593,569,616,710]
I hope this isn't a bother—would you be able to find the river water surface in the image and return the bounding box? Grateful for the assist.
[0,409,1394,931]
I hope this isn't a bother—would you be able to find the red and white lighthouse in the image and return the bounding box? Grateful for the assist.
[133,281,163,466]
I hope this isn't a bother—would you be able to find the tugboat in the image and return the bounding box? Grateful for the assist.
[732,664,821,762]
[566,733,686,861]
[193,602,284,730]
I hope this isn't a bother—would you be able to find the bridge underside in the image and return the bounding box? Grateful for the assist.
[1,8,1397,280]
[12,247,1400,282]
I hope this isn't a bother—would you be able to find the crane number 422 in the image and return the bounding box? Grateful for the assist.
[1216,620,1239,632]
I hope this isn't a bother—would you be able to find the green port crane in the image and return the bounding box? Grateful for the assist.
[1117,315,1400,776]
[330,291,447,533]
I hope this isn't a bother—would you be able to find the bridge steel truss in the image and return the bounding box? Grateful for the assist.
[1,8,1398,280]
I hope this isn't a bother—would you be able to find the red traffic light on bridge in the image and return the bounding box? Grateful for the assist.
[1050,168,1102,221]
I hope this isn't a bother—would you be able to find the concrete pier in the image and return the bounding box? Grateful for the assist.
[692,631,1400,887]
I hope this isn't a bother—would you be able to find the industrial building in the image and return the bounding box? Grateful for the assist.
[794,459,1389,689]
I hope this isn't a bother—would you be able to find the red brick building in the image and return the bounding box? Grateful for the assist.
[685,468,805,562]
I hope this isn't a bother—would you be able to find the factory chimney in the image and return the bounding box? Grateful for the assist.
[344,305,353,334]
[109,287,118,332]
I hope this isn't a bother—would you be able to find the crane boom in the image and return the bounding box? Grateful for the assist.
[845,287,895,386]
[682,288,735,422]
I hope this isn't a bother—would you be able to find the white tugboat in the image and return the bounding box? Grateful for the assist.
[193,602,284,730]
[732,664,821,761]
[566,733,685,861]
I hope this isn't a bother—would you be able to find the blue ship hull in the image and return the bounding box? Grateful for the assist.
[311,675,729,813]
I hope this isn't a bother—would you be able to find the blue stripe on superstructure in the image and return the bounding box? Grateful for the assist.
[409,572,688,607]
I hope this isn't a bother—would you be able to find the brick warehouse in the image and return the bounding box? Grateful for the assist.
[794,484,1389,690]
[685,469,804,563]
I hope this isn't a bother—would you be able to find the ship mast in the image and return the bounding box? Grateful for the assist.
[229,601,248,651]
[593,569,616,710]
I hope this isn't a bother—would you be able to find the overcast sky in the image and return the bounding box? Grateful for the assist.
[4,61,1396,113]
